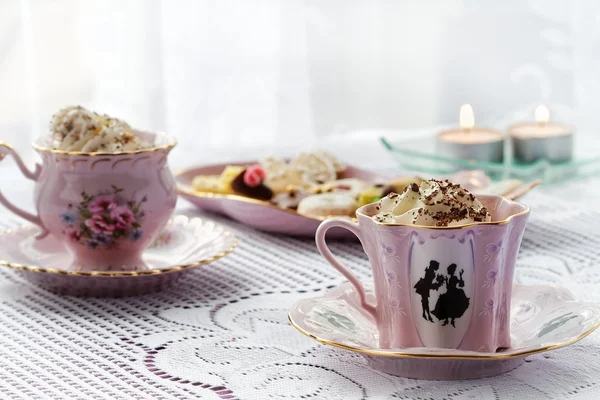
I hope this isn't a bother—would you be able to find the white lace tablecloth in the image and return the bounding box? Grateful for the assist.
[1,164,599,400]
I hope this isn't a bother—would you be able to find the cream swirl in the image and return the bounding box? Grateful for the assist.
[50,106,150,152]
[373,179,491,226]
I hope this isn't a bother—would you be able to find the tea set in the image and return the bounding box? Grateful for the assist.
[0,126,598,380]
[291,198,600,379]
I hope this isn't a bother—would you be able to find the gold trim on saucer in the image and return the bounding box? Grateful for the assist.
[0,224,237,277]
[287,313,600,360]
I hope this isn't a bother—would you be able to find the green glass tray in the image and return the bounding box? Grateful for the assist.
[381,136,600,183]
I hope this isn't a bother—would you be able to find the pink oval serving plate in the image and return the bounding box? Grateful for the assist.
[0,216,237,297]
[176,162,388,238]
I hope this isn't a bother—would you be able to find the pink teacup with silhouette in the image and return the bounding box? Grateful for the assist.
[0,131,177,271]
[316,195,530,352]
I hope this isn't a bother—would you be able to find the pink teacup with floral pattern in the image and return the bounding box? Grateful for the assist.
[316,195,530,352]
[0,131,177,271]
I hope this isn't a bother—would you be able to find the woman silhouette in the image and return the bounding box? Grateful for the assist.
[431,263,470,327]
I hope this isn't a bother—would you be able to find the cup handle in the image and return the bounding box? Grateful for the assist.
[0,142,48,238]
[316,217,377,319]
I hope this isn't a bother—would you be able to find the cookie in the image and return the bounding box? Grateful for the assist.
[309,178,370,198]
[312,151,345,174]
[297,192,357,218]
[265,168,306,194]
[291,152,337,186]
[260,156,288,180]
[260,157,306,194]
[231,164,274,200]
[260,151,344,194]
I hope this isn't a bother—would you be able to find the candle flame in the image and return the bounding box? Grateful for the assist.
[459,104,475,130]
[535,104,550,123]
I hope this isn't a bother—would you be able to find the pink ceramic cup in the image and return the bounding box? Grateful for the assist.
[316,195,530,352]
[0,131,177,271]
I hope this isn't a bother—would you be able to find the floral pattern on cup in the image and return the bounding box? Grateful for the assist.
[390,227,410,238]
[390,299,407,316]
[479,298,495,316]
[385,270,402,289]
[60,185,147,249]
[483,240,502,262]
[380,243,400,264]
[482,268,499,288]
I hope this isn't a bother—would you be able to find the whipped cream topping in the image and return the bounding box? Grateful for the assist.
[260,151,344,193]
[50,106,150,152]
[372,179,491,227]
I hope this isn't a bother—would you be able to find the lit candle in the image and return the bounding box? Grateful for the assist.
[436,104,505,163]
[508,105,575,163]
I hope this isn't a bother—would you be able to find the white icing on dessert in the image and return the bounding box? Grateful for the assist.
[297,192,357,218]
[271,186,309,209]
[260,151,345,194]
[291,152,337,186]
[309,178,370,198]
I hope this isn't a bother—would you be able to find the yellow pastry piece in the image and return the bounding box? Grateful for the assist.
[191,175,230,194]
[192,175,223,193]
[264,168,307,194]
[358,185,384,207]
[219,166,245,193]
[192,166,245,194]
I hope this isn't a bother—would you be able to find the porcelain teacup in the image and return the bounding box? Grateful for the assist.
[0,131,177,271]
[315,195,530,352]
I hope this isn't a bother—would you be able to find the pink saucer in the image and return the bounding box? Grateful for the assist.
[289,282,600,380]
[0,216,237,297]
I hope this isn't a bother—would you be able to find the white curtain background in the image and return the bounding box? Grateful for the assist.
[0,0,599,166]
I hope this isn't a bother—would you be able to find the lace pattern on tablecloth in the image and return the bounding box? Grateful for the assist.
[0,178,600,399]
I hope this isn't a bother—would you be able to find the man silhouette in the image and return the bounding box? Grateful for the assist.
[414,260,443,322]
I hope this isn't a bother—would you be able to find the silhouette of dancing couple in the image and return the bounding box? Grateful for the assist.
[414,260,470,327]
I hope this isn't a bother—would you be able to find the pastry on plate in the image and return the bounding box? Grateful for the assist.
[270,186,309,209]
[357,184,385,207]
[291,152,339,186]
[297,192,357,218]
[231,164,273,201]
[309,178,371,198]
[261,151,346,194]
[192,165,244,194]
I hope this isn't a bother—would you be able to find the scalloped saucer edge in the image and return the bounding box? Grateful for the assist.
[289,282,600,380]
